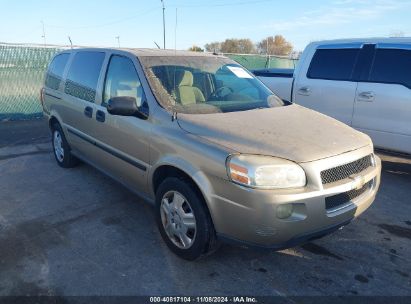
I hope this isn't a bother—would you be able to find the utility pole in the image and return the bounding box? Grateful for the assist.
[174,8,177,51]
[41,20,46,46]
[115,36,120,48]
[161,0,166,49]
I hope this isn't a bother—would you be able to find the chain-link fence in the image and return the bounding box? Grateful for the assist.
[0,43,298,121]
[0,43,64,120]
[224,53,298,70]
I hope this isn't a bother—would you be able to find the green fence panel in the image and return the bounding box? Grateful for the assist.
[0,44,299,121]
[0,44,62,121]
[225,53,298,70]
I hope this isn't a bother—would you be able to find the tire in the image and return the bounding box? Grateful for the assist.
[155,177,218,260]
[51,122,79,168]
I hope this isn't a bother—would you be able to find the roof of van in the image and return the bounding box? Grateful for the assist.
[309,37,411,47]
[62,47,225,58]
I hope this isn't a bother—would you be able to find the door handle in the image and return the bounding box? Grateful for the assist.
[96,110,105,123]
[358,91,375,101]
[297,86,311,96]
[84,106,93,118]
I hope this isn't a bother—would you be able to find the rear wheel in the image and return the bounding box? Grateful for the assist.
[155,177,218,260]
[51,123,78,168]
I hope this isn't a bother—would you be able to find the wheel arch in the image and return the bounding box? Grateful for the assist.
[150,158,216,224]
[48,111,64,130]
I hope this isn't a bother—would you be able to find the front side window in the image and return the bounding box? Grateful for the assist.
[64,51,105,102]
[369,49,411,88]
[307,48,360,81]
[103,55,145,107]
[45,53,70,90]
[139,55,284,114]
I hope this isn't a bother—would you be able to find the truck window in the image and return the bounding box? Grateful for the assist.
[307,49,360,81]
[369,49,411,89]
[64,51,105,102]
[45,53,70,90]
[102,55,145,107]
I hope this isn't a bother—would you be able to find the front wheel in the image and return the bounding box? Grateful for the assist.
[155,177,218,260]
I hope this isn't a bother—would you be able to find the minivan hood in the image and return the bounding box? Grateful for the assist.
[177,104,371,163]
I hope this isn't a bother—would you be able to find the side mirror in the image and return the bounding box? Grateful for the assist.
[107,96,148,119]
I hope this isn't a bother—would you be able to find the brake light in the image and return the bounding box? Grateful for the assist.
[40,88,45,106]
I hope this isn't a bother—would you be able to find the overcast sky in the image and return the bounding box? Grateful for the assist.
[1,0,410,51]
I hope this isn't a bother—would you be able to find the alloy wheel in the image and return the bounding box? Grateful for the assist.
[160,190,197,249]
[53,130,64,162]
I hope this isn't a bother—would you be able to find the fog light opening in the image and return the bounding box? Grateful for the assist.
[277,204,293,219]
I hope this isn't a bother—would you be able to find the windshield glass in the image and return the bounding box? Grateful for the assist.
[139,55,285,114]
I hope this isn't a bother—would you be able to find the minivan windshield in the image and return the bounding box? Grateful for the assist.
[139,55,285,114]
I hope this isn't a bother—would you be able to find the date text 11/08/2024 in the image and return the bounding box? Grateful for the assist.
[149,296,258,303]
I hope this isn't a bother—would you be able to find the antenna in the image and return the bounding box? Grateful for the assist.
[154,41,161,49]
[172,7,178,121]
[68,36,73,49]
[41,20,46,46]
[115,36,120,48]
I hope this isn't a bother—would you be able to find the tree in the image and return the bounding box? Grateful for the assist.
[257,35,293,56]
[188,45,204,52]
[220,38,256,54]
[204,41,222,53]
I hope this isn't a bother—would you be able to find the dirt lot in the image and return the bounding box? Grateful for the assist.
[0,119,410,297]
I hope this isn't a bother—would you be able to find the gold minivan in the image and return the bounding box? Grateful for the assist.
[41,48,381,260]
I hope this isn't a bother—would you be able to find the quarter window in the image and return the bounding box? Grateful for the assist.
[45,53,70,90]
[307,49,360,81]
[64,51,105,102]
[103,55,145,107]
[369,49,411,88]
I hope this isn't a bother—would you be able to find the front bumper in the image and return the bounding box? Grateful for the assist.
[207,146,381,247]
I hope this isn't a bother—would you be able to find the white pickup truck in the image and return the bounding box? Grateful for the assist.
[255,38,411,155]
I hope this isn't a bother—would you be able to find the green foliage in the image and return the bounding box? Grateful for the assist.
[257,35,293,56]
[188,45,204,52]
[205,35,294,56]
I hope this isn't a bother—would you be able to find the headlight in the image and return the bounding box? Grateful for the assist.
[227,154,306,189]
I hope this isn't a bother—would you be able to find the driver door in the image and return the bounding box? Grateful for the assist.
[90,54,151,194]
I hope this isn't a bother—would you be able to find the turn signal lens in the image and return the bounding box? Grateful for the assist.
[229,163,250,185]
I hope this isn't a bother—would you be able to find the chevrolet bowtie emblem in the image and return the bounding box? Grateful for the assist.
[350,175,366,190]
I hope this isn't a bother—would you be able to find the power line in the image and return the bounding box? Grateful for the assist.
[170,0,273,8]
[45,6,160,29]
[41,0,272,30]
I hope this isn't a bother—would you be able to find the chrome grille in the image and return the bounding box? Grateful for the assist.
[325,180,373,210]
[321,154,373,185]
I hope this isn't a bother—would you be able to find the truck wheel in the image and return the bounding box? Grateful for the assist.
[155,177,218,260]
[51,123,78,168]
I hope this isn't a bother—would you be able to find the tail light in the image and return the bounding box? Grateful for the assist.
[40,88,45,107]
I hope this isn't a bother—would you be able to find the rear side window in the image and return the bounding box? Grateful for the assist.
[65,51,105,102]
[45,53,70,90]
[307,49,360,81]
[369,49,411,89]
